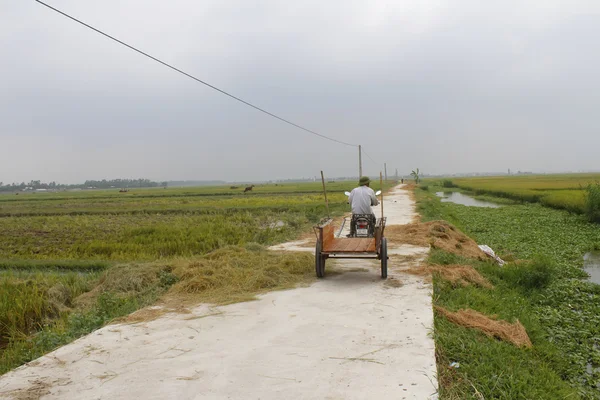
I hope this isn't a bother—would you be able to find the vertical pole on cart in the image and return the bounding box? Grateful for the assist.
[321,170,330,219]
[358,145,363,178]
[380,171,384,219]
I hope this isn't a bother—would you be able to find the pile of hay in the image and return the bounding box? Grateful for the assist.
[386,221,486,260]
[405,264,493,289]
[74,262,172,309]
[435,306,532,348]
[75,245,314,314]
[169,246,313,304]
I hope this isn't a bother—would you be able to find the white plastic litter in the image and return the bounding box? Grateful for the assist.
[478,245,506,266]
[449,362,460,369]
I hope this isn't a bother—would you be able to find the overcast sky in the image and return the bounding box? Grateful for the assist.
[2,0,600,183]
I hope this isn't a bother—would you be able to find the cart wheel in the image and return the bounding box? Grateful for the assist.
[380,237,388,279]
[315,241,324,278]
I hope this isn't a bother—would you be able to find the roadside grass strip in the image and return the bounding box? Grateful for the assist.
[415,185,599,399]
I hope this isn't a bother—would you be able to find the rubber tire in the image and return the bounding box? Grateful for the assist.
[380,237,388,279]
[315,241,324,278]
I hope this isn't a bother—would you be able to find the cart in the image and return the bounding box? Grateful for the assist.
[313,217,388,279]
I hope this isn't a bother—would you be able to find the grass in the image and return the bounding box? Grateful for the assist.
[428,251,577,399]
[0,180,396,374]
[415,186,600,399]
[0,259,111,272]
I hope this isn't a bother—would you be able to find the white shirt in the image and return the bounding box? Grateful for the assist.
[348,186,379,215]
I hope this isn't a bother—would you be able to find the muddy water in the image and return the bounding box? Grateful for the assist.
[436,192,501,208]
[583,252,600,285]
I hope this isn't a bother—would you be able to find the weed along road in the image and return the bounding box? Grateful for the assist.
[0,185,437,400]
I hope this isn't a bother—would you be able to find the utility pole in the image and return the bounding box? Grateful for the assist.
[384,163,388,182]
[358,145,363,178]
[395,168,398,180]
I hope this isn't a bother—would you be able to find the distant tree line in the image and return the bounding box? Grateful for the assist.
[0,179,168,192]
[83,179,168,188]
[167,180,225,187]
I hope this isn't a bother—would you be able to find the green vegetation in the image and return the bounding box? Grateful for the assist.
[410,168,421,184]
[441,179,455,188]
[585,183,600,223]
[416,185,600,398]
[0,181,378,374]
[0,212,309,260]
[0,271,98,347]
[431,251,579,399]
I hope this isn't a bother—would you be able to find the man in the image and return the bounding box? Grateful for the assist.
[348,176,379,236]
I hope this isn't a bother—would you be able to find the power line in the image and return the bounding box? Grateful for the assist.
[33,0,358,148]
[361,147,380,167]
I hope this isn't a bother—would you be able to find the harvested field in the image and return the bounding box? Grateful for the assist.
[435,306,532,348]
[386,220,486,260]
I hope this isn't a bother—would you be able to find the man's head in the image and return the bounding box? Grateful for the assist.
[359,176,370,187]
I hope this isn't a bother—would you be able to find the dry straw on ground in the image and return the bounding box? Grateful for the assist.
[75,246,315,323]
[435,306,532,348]
[386,220,486,260]
[404,264,493,289]
[168,247,314,305]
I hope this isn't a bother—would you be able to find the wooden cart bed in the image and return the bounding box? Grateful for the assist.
[318,223,379,254]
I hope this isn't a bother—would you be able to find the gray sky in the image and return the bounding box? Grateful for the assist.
[2,0,600,183]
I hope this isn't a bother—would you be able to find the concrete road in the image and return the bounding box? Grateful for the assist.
[0,185,437,400]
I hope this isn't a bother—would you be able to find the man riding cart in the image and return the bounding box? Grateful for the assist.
[348,176,379,237]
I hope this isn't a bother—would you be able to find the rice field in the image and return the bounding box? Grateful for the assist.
[449,173,600,214]
[0,183,364,261]
[0,180,379,373]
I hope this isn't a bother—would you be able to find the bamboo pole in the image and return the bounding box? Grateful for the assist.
[321,170,330,219]
[380,171,384,219]
[358,145,362,178]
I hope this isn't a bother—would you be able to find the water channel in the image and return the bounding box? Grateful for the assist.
[436,192,501,208]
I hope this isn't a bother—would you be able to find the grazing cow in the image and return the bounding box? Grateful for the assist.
[243,185,255,193]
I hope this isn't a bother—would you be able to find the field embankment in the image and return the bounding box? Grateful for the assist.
[414,182,600,399]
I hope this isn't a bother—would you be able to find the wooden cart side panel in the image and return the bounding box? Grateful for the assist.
[322,225,335,250]
[374,218,386,250]
[375,228,382,250]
